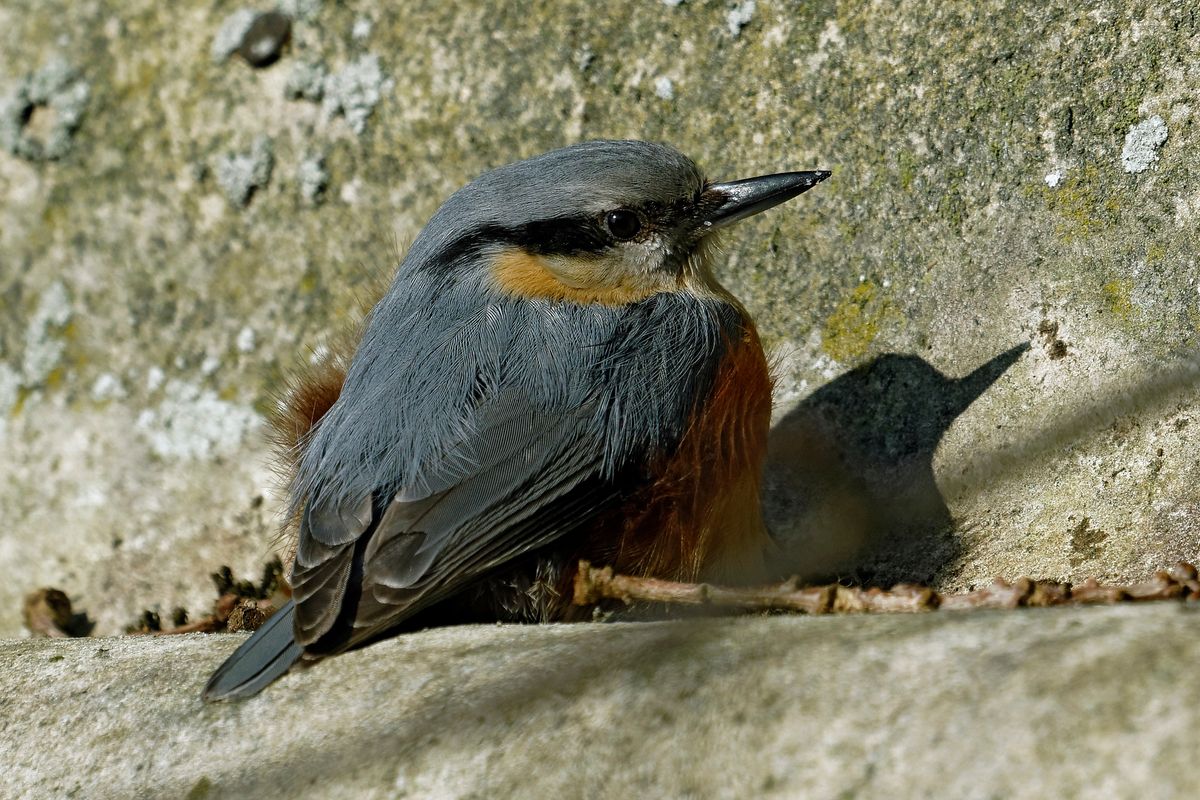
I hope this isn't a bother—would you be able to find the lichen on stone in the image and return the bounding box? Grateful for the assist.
[0,364,19,436]
[352,16,373,41]
[821,281,887,363]
[297,153,330,204]
[276,0,322,21]
[726,1,757,37]
[285,61,328,101]
[213,136,274,207]
[22,281,73,385]
[210,9,258,64]
[134,380,260,460]
[0,59,89,161]
[1120,115,1167,174]
[322,54,390,135]
[1042,164,1121,240]
[236,327,257,354]
[90,373,126,402]
[1102,279,1135,319]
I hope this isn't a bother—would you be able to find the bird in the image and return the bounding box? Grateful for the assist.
[203,140,830,701]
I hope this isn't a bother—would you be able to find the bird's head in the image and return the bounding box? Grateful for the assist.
[405,140,830,305]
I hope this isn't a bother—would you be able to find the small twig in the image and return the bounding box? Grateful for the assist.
[573,560,1200,616]
[148,596,277,636]
[153,618,221,635]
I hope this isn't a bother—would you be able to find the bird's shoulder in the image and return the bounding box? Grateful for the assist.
[296,278,746,499]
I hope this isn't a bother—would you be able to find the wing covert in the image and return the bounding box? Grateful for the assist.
[290,385,612,649]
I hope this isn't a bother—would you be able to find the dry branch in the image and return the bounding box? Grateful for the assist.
[572,560,1200,615]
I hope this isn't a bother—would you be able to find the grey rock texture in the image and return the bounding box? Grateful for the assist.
[0,0,1198,791]
[3,604,1197,798]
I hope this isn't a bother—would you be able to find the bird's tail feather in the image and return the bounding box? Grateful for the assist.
[202,599,303,702]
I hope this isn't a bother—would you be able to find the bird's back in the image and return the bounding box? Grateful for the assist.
[271,283,772,620]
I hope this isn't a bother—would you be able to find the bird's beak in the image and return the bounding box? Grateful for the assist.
[703,170,831,229]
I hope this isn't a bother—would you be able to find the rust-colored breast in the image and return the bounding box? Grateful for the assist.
[597,316,775,585]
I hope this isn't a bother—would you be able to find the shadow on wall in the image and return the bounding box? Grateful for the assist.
[764,343,1030,587]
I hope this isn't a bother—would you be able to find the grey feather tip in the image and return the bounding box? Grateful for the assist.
[202,599,303,702]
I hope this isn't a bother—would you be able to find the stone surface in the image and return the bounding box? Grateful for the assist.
[1,2,1199,785]
[2,603,1197,799]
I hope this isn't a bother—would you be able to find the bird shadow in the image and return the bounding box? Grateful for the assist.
[763,342,1030,587]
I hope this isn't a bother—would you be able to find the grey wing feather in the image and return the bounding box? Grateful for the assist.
[291,494,373,644]
[289,386,608,650]
[307,494,374,546]
[201,600,303,702]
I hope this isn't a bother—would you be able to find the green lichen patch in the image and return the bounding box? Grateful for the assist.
[1101,278,1135,320]
[821,281,888,363]
[1042,164,1123,242]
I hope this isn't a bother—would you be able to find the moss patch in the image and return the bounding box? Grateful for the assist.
[1042,164,1123,241]
[821,281,887,363]
[1101,279,1135,319]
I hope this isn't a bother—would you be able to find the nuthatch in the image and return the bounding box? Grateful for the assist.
[203,140,829,701]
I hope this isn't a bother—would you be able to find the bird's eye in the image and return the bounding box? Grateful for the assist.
[604,209,642,241]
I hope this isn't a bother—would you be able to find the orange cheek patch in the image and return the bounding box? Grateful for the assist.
[490,248,660,306]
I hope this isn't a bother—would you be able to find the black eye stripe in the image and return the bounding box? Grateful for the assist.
[435,193,703,268]
[437,216,608,265]
[510,217,610,255]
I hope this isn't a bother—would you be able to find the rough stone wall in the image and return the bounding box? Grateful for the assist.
[1,1,1197,636]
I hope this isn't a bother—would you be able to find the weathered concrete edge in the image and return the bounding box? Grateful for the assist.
[2,602,1197,799]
